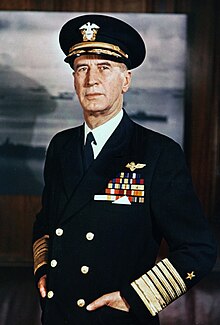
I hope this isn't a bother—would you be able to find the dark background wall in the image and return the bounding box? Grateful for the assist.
[0,1,219,324]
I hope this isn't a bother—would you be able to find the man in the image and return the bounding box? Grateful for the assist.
[33,14,217,325]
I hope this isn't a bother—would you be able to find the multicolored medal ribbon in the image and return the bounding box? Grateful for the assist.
[98,172,145,203]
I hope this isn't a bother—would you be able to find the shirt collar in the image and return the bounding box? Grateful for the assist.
[84,109,123,158]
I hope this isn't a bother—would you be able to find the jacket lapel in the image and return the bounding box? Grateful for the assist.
[59,112,135,225]
[59,126,84,199]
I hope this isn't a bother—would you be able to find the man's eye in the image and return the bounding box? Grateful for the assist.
[99,65,110,71]
[77,67,87,73]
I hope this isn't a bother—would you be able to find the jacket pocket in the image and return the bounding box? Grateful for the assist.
[98,306,138,325]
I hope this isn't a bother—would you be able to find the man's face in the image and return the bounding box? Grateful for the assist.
[73,55,131,118]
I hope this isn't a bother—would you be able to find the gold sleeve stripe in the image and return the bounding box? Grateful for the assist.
[131,258,187,316]
[33,235,49,275]
[142,274,167,307]
[137,277,163,312]
[152,266,178,299]
[131,280,160,316]
[33,240,47,252]
[163,258,187,293]
[34,261,48,274]
[147,270,172,303]
[157,262,182,296]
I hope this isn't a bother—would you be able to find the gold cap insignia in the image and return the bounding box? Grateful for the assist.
[186,271,195,280]
[80,22,100,42]
[126,162,146,172]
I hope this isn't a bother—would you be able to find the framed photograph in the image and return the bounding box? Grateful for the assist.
[0,11,187,195]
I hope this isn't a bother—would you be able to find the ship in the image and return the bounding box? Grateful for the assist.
[0,138,46,160]
[129,111,167,122]
[51,92,74,100]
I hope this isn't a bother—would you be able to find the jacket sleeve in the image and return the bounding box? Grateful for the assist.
[121,139,217,322]
[32,137,57,284]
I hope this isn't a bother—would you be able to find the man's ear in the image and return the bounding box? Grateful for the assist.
[122,71,132,94]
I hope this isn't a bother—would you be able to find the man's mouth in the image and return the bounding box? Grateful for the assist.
[85,93,103,99]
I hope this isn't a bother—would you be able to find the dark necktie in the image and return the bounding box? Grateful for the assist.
[83,132,95,171]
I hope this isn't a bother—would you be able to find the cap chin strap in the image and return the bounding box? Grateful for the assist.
[66,41,129,60]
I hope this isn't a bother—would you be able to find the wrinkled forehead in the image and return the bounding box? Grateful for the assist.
[73,54,127,70]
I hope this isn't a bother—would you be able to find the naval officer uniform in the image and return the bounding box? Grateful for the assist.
[33,14,217,325]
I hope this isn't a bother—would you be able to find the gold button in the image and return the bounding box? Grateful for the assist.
[56,228,63,236]
[81,265,89,274]
[47,291,54,299]
[86,232,94,241]
[51,259,57,268]
[77,299,85,307]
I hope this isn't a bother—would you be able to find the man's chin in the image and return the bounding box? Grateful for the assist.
[84,107,110,116]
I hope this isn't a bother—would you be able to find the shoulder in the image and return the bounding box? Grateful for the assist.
[123,110,181,151]
[44,125,83,159]
[49,125,83,147]
[131,119,183,155]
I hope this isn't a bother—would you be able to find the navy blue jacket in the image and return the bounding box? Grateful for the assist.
[33,112,217,325]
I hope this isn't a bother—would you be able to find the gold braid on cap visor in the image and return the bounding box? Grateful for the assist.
[66,41,129,60]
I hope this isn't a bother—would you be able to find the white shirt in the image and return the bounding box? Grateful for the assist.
[84,110,123,159]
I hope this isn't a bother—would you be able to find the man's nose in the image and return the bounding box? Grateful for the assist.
[86,68,99,86]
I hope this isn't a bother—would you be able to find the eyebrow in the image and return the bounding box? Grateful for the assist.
[74,61,113,70]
